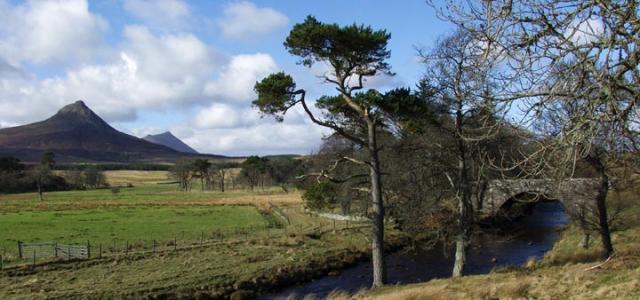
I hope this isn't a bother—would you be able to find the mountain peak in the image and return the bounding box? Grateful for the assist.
[58,100,91,114]
[150,131,173,138]
[143,131,198,154]
[53,100,111,128]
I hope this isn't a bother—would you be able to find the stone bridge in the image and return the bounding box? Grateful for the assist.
[479,178,599,215]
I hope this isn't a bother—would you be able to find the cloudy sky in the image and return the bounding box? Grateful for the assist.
[0,0,451,156]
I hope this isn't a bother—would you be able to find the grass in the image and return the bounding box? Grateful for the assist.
[0,170,302,262]
[348,197,640,300]
[357,226,640,300]
[0,170,394,299]
[103,170,171,185]
[0,206,268,253]
[0,170,298,213]
[0,206,390,299]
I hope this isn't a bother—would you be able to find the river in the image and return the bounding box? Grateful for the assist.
[261,201,569,299]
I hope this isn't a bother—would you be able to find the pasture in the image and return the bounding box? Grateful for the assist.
[0,170,385,299]
[0,170,301,262]
[0,206,268,251]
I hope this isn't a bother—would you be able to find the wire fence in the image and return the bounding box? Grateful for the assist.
[18,242,89,260]
[0,223,288,269]
[0,206,371,271]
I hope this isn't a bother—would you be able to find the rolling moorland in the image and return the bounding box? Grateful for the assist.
[0,170,391,299]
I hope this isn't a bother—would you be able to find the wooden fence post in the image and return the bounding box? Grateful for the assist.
[153,240,156,253]
[87,240,91,258]
[54,243,58,257]
[174,236,177,251]
[0,254,3,270]
[125,241,129,256]
[17,241,23,259]
[32,250,36,267]
[99,243,102,258]
[68,245,71,260]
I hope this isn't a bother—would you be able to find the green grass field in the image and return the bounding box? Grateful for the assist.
[0,170,302,262]
[0,205,383,300]
[0,206,268,251]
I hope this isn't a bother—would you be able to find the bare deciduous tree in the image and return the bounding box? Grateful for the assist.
[419,29,504,277]
[429,0,640,258]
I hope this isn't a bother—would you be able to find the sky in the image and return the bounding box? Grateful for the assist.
[0,0,453,156]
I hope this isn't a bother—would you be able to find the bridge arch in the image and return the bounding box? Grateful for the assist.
[497,191,563,219]
[480,179,599,217]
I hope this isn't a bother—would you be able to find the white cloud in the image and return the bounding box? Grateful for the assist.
[0,25,220,123]
[122,25,217,82]
[219,1,288,40]
[180,121,327,156]
[204,53,278,103]
[0,1,324,156]
[0,0,108,65]
[123,0,191,31]
[566,17,604,45]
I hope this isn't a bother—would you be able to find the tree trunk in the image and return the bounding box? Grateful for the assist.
[595,173,614,258]
[220,172,225,192]
[368,121,386,288]
[579,232,590,249]
[587,154,614,258]
[452,234,466,277]
[578,207,590,249]
[37,180,43,201]
[452,101,473,278]
[452,173,472,276]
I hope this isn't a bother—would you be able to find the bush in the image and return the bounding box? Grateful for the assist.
[302,182,337,211]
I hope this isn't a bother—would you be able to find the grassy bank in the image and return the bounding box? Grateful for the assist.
[0,205,401,299]
[346,224,640,300]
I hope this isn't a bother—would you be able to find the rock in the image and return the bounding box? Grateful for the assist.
[526,257,537,268]
[230,290,254,300]
[232,281,251,290]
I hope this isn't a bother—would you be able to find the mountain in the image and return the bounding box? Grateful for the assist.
[0,100,197,163]
[143,131,198,154]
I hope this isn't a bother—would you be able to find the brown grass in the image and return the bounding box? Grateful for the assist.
[344,226,640,300]
[104,170,171,185]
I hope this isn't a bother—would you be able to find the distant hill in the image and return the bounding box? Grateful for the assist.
[263,154,301,160]
[143,131,198,154]
[0,100,222,163]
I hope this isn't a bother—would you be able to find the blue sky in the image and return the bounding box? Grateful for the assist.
[0,0,453,155]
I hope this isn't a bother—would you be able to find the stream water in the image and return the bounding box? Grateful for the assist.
[261,201,569,300]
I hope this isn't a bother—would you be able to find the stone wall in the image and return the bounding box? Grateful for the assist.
[480,178,599,215]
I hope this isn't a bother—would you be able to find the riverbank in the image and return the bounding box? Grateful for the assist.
[0,203,409,299]
[345,224,640,300]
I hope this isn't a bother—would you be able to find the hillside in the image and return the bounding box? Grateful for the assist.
[143,131,198,154]
[0,101,194,163]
